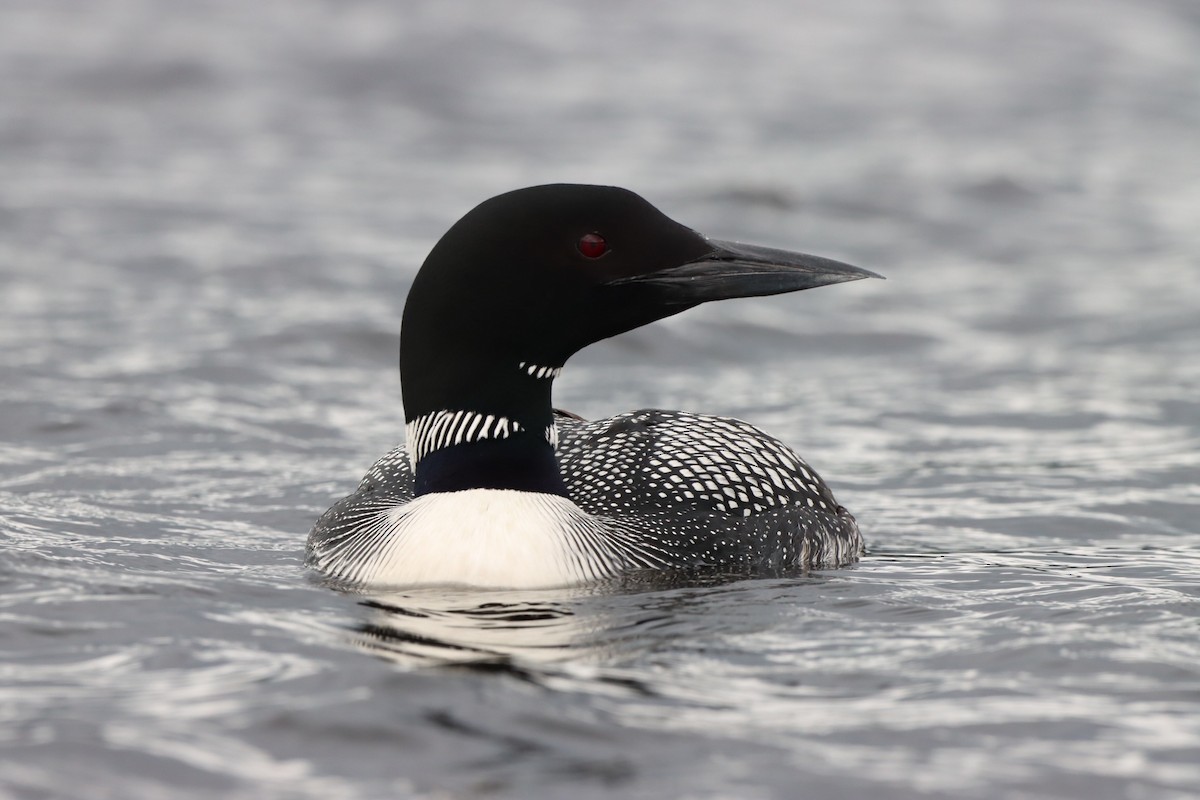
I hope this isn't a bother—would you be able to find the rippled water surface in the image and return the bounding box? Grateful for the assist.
[3,1,1199,798]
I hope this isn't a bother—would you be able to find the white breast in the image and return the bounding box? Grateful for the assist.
[312,489,625,589]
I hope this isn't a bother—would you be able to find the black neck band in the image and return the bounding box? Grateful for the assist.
[413,435,567,497]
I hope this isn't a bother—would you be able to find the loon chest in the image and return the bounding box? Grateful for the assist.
[311,488,625,588]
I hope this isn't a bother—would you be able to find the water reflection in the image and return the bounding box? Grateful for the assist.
[341,571,827,670]
[351,587,603,668]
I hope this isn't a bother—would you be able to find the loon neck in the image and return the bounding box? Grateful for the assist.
[402,362,566,497]
[411,431,566,496]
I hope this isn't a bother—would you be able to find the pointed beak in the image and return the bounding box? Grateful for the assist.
[609,238,882,305]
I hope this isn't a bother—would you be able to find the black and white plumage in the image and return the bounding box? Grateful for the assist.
[310,410,863,587]
[307,184,880,589]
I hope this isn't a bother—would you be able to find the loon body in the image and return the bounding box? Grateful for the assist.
[308,184,880,589]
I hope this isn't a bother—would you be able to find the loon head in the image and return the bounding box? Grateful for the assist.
[402,184,877,411]
[399,184,880,495]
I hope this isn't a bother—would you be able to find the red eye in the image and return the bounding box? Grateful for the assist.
[577,232,608,258]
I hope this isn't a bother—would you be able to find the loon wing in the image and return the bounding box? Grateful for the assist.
[556,409,863,571]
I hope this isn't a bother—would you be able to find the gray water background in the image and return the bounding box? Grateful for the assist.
[2,1,1199,798]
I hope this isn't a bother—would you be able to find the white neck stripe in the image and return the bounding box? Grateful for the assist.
[406,410,559,468]
[518,361,563,380]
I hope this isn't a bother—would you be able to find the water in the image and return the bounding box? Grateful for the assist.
[2,1,1199,798]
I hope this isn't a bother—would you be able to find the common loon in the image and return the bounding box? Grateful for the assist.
[307,184,881,589]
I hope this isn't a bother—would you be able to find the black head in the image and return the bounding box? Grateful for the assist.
[400,184,879,422]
